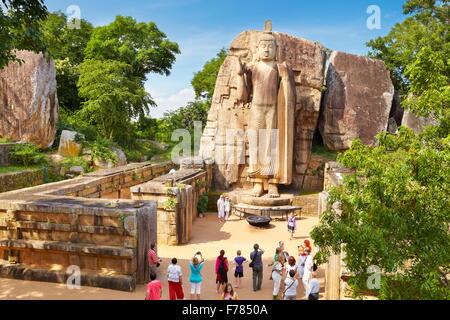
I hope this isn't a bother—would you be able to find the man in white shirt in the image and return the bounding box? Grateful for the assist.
[224,197,231,221]
[217,195,225,222]
[302,248,314,297]
[284,269,299,300]
[306,272,320,300]
[167,258,184,300]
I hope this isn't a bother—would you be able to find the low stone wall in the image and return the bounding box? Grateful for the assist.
[0,161,173,291]
[0,143,17,166]
[131,167,209,246]
[293,192,320,217]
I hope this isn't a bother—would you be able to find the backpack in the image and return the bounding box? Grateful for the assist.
[218,257,228,274]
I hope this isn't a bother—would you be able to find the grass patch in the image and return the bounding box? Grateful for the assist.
[0,165,43,174]
[311,144,339,161]
[298,190,320,196]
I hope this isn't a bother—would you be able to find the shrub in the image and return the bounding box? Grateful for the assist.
[60,156,92,173]
[9,143,47,166]
[0,137,13,143]
[85,136,118,164]
[163,197,178,210]
[197,192,209,214]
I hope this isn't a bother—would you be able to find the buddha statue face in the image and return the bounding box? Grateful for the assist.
[257,39,277,61]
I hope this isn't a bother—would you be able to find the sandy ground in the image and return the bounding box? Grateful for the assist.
[0,212,325,300]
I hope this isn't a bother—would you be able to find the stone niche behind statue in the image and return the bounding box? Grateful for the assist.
[200,22,327,194]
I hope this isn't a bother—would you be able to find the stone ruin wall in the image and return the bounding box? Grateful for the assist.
[131,163,211,246]
[0,162,174,291]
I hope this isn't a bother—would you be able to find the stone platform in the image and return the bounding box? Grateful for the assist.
[226,190,300,220]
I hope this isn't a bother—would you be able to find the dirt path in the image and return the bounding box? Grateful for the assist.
[0,212,325,300]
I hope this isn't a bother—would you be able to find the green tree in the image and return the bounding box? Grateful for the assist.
[40,12,93,114]
[0,0,48,69]
[84,15,180,81]
[40,12,93,64]
[191,48,228,101]
[76,16,179,146]
[312,0,450,300]
[76,59,153,144]
[367,0,449,93]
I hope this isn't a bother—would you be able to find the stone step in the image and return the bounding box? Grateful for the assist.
[0,239,134,257]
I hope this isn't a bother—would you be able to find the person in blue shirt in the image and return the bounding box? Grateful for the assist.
[189,251,204,300]
[233,250,247,288]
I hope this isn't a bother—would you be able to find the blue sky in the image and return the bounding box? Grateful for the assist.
[45,0,407,118]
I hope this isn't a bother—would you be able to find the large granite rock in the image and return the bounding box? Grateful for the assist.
[401,109,438,133]
[320,51,394,151]
[0,51,59,148]
[200,30,326,190]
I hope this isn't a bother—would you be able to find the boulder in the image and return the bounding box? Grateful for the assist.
[320,51,394,151]
[401,109,438,133]
[58,130,82,158]
[94,147,127,169]
[68,166,84,175]
[0,50,59,148]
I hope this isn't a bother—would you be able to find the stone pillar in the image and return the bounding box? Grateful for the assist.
[325,253,341,300]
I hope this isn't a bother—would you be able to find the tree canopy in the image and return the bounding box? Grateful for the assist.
[367,0,449,93]
[84,15,180,81]
[312,0,449,300]
[191,48,228,101]
[0,0,48,69]
[40,12,93,114]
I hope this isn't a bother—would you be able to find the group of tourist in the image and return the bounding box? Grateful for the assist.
[216,195,231,222]
[268,240,320,300]
[145,240,320,300]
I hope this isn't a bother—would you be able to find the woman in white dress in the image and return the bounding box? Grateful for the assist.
[271,254,285,300]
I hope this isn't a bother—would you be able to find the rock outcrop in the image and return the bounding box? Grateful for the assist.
[401,109,438,133]
[0,50,59,148]
[319,51,394,151]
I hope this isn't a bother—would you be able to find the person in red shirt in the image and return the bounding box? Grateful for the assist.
[145,272,162,300]
[215,250,229,294]
[148,243,162,276]
[301,240,312,256]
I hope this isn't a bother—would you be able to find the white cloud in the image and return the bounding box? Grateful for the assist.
[148,87,196,118]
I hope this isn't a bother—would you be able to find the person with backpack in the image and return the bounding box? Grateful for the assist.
[283,269,299,300]
[215,250,229,293]
[249,244,265,291]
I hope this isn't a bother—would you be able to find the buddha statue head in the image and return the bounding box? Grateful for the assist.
[256,20,277,62]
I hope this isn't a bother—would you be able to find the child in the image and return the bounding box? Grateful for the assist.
[220,283,239,300]
[287,212,297,240]
[233,250,247,288]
